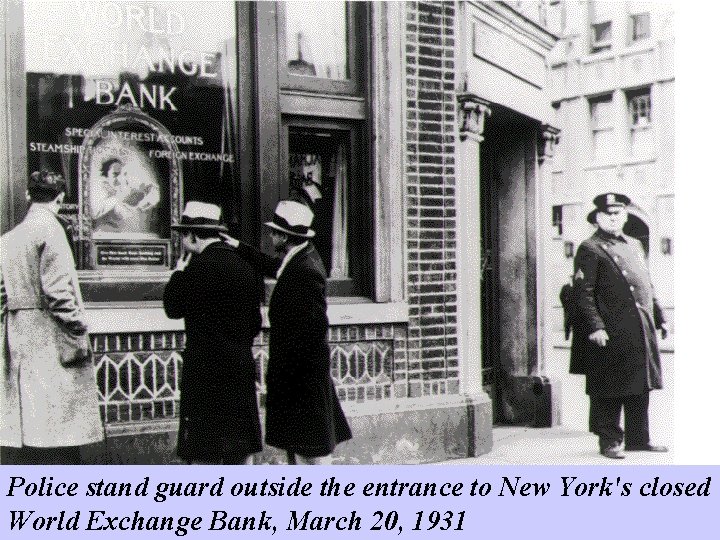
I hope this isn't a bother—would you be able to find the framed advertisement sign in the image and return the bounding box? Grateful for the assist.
[77,105,181,271]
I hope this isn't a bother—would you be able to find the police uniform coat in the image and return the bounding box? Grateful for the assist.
[163,241,264,461]
[0,205,103,447]
[569,229,665,396]
[265,243,352,457]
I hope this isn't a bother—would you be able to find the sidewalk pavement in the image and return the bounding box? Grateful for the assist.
[435,349,675,466]
[434,425,674,465]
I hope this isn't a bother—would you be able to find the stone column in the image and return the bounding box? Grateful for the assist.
[455,92,493,454]
[534,123,561,426]
[537,125,560,374]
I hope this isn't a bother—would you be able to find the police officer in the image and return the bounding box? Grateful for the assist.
[570,193,669,459]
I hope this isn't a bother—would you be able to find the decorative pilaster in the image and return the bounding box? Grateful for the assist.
[455,90,490,405]
[457,93,492,143]
[534,122,562,426]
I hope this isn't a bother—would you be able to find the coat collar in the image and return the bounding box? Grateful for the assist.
[276,241,309,279]
[26,204,57,218]
[594,228,628,244]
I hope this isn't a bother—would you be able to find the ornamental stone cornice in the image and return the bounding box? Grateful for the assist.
[457,93,492,143]
[538,123,561,163]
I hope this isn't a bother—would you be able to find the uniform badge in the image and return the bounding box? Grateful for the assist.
[574,269,584,282]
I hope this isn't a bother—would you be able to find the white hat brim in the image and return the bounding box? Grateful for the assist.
[264,221,315,238]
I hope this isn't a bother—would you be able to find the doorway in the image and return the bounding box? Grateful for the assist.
[479,104,542,424]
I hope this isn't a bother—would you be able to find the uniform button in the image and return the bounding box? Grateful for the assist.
[629,285,635,292]
[613,256,619,262]
[622,270,628,276]
[636,302,641,308]
[603,244,609,249]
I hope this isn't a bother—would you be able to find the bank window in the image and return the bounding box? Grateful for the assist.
[590,95,614,162]
[284,122,368,296]
[24,1,239,300]
[255,1,371,298]
[278,0,364,95]
[630,12,651,42]
[285,1,347,79]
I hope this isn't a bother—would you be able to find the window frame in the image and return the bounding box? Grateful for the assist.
[589,94,614,130]
[588,94,615,162]
[630,12,651,43]
[277,1,365,96]
[256,1,375,301]
[279,116,373,298]
[590,20,612,53]
[627,88,652,129]
[18,1,250,304]
[551,205,563,238]
[4,1,405,309]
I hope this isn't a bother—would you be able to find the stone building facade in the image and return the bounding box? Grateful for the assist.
[542,0,675,356]
[1,1,563,463]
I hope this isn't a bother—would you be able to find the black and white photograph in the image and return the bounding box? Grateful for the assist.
[1,0,682,466]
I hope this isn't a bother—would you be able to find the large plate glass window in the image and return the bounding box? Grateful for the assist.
[24,1,238,300]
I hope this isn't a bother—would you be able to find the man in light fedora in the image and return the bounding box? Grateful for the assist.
[570,193,669,459]
[262,200,352,464]
[163,201,264,464]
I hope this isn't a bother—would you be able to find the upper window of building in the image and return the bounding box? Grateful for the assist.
[630,12,651,42]
[591,21,612,52]
[589,94,614,162]
[552,205,563,237]
[589,0,614,53]
[627,88,652,157]
[628,89,652,127]
[590,95,613,129]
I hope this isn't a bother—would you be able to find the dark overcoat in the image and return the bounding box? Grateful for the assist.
[569,230,665,397]
[163,242,264,461]
[265,243,352,457]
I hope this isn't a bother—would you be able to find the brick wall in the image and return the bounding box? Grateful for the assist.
[405,1,459,398]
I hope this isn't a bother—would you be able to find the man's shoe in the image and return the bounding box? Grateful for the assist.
[600,445,626,459]
[625,444,669,453]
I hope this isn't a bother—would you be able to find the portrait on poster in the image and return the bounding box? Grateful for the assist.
[88,142,162,240]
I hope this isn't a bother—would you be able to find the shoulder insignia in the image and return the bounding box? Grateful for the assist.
[574,269,584,282]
